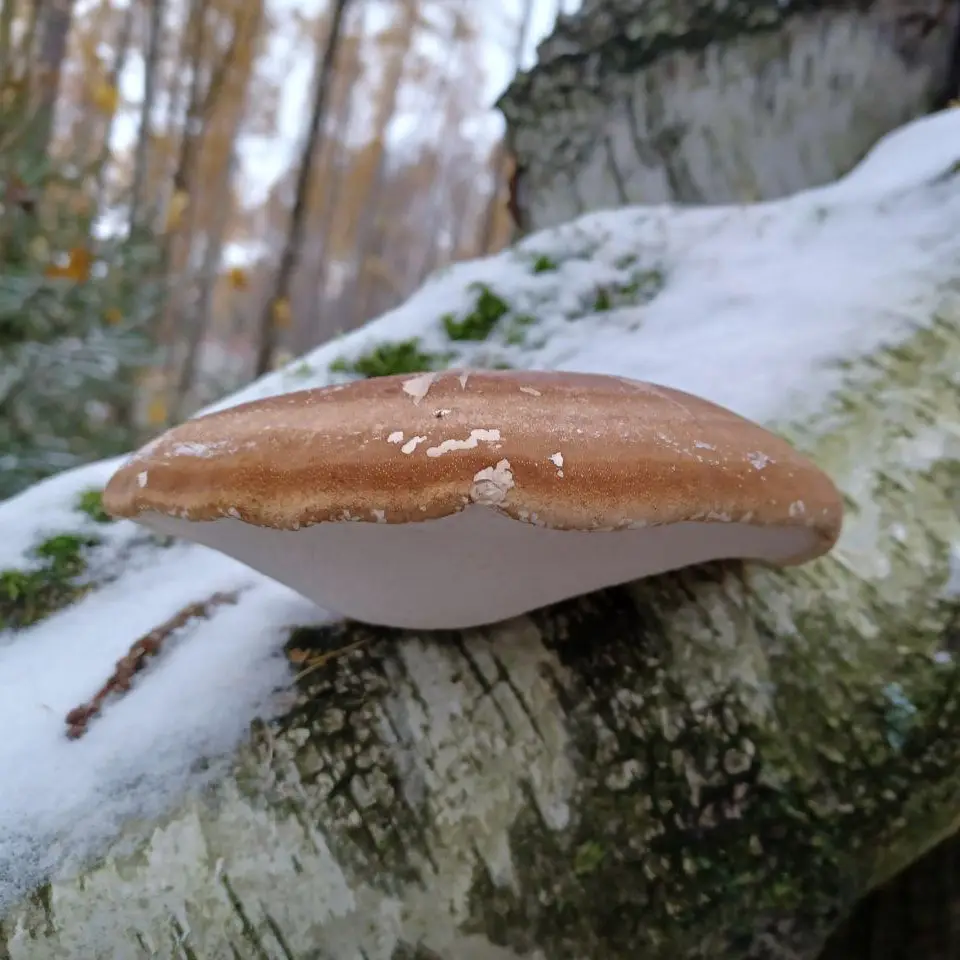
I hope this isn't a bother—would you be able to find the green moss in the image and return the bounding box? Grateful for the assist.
[573,840,606,876]
[503,313,538,346]
[0,532,102,630]
[622,268,666,300]
[531,254,558,273]
[442,283,510,341]
[328,339,450,379]
[75,488,113,524]
[593,287,612,311]
[287,361,315,379]
[589,270,666,315]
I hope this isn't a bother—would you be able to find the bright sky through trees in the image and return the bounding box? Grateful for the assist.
[110,0,581,208]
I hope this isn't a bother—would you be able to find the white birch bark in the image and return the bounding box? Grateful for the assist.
[498,0,959,232]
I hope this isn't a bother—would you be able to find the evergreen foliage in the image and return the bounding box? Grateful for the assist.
[0,88,164,500]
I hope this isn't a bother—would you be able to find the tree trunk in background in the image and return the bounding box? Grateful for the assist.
[91,0,136,209]
[497,0,960,234]
[8,0,41,90]
[252,0,352,377]
[476,0,536,255]
[395,5,465,295]
[156,0,196,216]
[173,0,265,418]
[172,135,242,420]
[155,0,250,416]
[128,0,166,232]
[346,0,419,330]
[0,0,14,87]
[26,0,76,161]
[151,0,210,375]
[172,146,238,418]
[293,9,364,354]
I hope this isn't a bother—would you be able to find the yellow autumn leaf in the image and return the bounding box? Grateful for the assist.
[44,247,92,282]
[271,298,292,329]
[90,81,119,114]
[165,190,189,231]
[226,266,248,290]
[104,307,123,325]
[146,396,168,426]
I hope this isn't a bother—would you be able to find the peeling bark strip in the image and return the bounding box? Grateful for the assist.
[65,590,242,738]
[498,0,959,231]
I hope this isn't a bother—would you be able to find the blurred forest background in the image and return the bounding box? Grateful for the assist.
[0,0,578,499]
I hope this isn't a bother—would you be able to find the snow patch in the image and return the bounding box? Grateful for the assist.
[0,458,125,568]
[0,541,324,913]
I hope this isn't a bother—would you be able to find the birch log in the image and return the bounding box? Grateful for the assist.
[498,0,960,233]
[0,111,959,959]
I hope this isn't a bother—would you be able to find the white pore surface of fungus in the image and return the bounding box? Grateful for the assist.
[0,108,958,913]
[140,509,818,631]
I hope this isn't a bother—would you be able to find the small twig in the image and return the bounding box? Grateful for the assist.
[287,637,368,682]
[64,590,242,740]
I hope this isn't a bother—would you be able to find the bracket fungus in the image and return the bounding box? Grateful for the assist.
[103,370,843,630]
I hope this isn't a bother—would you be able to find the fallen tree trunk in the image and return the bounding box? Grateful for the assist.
[498,0,960,233]
[0,110,959,959]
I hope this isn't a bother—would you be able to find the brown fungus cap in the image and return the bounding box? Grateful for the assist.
[103,369,843,629]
